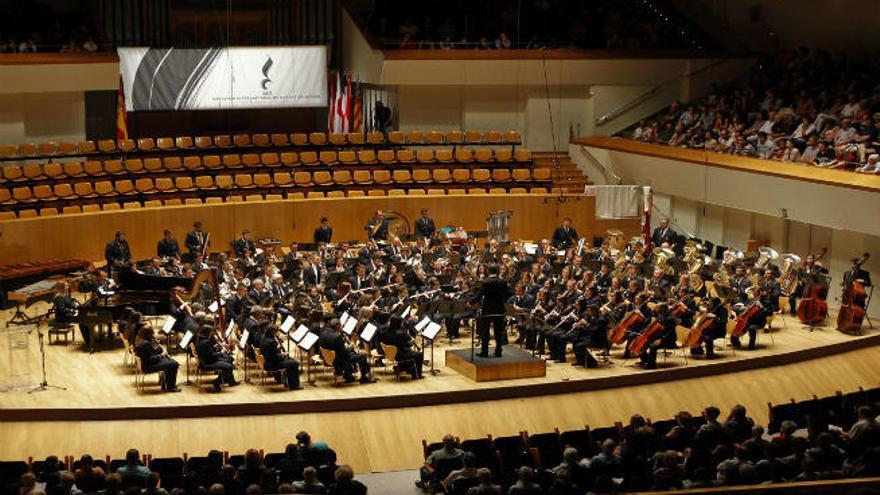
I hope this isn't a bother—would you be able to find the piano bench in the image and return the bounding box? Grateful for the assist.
[48,320,75,345]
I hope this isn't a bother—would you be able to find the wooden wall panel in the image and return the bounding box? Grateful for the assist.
[0,195,640,265]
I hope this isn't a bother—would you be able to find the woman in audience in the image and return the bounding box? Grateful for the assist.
[326,466,366,495]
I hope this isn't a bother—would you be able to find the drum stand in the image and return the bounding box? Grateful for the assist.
[28,329,66,394]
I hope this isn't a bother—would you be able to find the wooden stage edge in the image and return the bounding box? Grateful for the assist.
[2,333,877,423]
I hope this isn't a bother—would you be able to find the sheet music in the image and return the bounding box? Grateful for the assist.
[291,324,309,342]
[161,316,176,335]
[360,322,377,341]
[208,301,219,313]
[342,317,358,336]
[179,330,194,349]
[415,317,431,332]
[280,316,295,334]
[340,312,351,326]
[238,329,250,350]
[225,320,236,340]
[422,321,442,340]
[298,332,319,350]
[401,305,412,318]
[523,243,537,255]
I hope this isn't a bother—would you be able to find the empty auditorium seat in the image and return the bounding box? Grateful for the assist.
[417,149,436,163]
[184,156,204,172]
[37,142,57,156]
[300,151,319,166]
[97,139,116,153]
[309,132,327,146]
[194,136,214,149]
[176,176,197,192]
[163,157,184,171]
[155,178,175,194]
[143,200,162,208]
[378,150,396,165]
[53,183,75,200]
[265,193,283,201]
[273,172,293,188]
[515,149,532,162]
[427,131,445,145]
[12,186,34,203]
[18,209,38,217]
[144,158,163,173]
[63,162,86,178]
[17,143,38,157]
[0,211,16,220]
[452,169,471,183]
[373,170,392,185]
[503,130,521,144]
[115,179,136,196]
[288,192,305,199]
[348,133,366,145]
[358,150,377,165]
[291,133,308,146]
[328,133,347,146]
[137,138,156,152]
[103,159,124,175]
[83,160,105,177]
[78,140,97,154]
[294,171,314,187]
[0,189,11,205]
[332,170,353,186]
[123,201,141,209]
[397,149,416,164]
[512,168,531,182]
[427,189,445,196]
[62,205,82,214]
[407,131,425,145]
[261,152,280,167]
[338,150,357,165]
[346,190,365,197]
[280,152,299,167]
[2,166,24,182]
[353,170,372,186]
[469,188,488,195]
[532,168,551,181]
[465,131,482,144]
[33,184,55,201]
[492,169,512,183]
[233,134,252,148]
[319,151,338,166]
[195,176,216,191]
[412,169,431,184]
[214,175,233,190]
[307,191,324,199]
[23,164,46,181]
[118,139,136,153]
[0,145,16,159]
[186,198,204,205]
[472,169,491,183]
[368,189,385,197]
[446,131,463,145]
[313,171,333,187]
[432,169,452,183]
[455,149,473,163]
[366,131,384,145]
[393,170,412,184]
[483,131,502,144]
[388,131,406,145]
[388,189,406,196]
[222,154,243,169]
[214,135,233,148]
[531,187,548,194]
[135,178,156,195]
[253,173,272,189]
[448,188,466,195]
[176,136,195,150]
[44,163,64,180]
[489,188,506,194]
[474,149,494,163]
[58,141,79,155]
[245,194,264,202]
[163,199,183,206]
[94,181,115,197]
[509,187,527,193]
[408,189,426,196]
[156,137,175,151]
[73,182,96,198]
[124,158,145,174]
[270,134,289,147]
[494,149,513,163]
[242,154,261,169]
[326,190,345,198]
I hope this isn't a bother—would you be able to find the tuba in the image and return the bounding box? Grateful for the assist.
[753,246,779,273]
[779,253,802,296]
[652,246,676,276]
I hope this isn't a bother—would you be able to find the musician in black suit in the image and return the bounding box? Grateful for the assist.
[349,264,369,292]
[314,217,333,245]
[474,264,511,357]
[185,221,209,258]
[551,218,579,250]
[843,257,872,289]
[415,209,436,239]
[104,231,132,270]
[301,258,323,288]
[156,229,181,259]
[194,325,238,391]
[232,229,257,258]
[572,305,606,368]
[379,315,424,379]
[134,326,180,392]
[365,210,389,241]
[52,281,88,344]
[729,265,752,303]
[317,315,377,383]
[701,297,728,358]
[259,325,301,390]
[641,304,677,370]
[651,218,676,248]
[225,284,251,325]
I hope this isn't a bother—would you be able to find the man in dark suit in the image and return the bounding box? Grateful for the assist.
[843,257,872,289]
[313,217,333,245]
[551,218,579,250]
[349,264,369,291]
[104,231,132,270]
[156,229,181,259]
[259,325,301,390]
[185,221,209,258]
[651,218,676,248]
[415,209,436,239]
[232,229,257,258]
[378,315,424,379]
[194,325,238,391]
[302,257,323,288]
[133,326,180,392]
[317,316,377,383]
[474,264,511,357]
[365,210,389,241]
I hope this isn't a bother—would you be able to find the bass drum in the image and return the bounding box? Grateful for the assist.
[382,210,410,239]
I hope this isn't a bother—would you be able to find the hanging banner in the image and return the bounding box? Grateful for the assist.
[118,46,327,111]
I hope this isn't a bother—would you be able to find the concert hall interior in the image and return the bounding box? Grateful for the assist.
[1,1,879,495]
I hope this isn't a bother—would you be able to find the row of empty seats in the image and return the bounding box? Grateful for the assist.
[0,148,534,186]
[0,130,523,161]
[0,188,556,220]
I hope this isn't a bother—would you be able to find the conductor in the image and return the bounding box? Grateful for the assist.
[474,264,511,358]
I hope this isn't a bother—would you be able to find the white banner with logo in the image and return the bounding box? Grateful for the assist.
[118,46,327,111]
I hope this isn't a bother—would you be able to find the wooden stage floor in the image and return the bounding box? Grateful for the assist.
[0,304,877,420]
[0,302,878,474]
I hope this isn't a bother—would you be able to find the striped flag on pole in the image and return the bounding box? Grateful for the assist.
[116,76,128,140]
[351,79,363,133]
[327,72,337,132]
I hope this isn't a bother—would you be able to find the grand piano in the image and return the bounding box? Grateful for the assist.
[77,268,198,332]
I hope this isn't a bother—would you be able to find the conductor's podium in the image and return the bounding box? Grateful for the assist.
[446,345,546,382]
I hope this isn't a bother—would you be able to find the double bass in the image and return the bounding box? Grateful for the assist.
[837,253,870,333]
[797,248,829,325]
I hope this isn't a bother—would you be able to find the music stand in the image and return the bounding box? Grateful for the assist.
[418,318,442,375]
[28,325,66,394]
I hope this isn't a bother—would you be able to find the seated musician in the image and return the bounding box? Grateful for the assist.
[119,309,143,345]
[281,242,302,282]
[759,268,782,319]
[546,296,575,363]
[694,297,728,358]
[157,229,181,259]
[444,281,476,340]
[639,303,677,370]
[269,274,292,321]
[316,313,377,384]
[259,325,302,390]
[843,257,872,289]
[622,293,653,359]
[191,254,209,274]
[647,268,671,300]
[731,281,776,351]
[622,264,643,289]
[233,229,257,259]
[378,315,424,379]
[52,280,83,336]
[788,254,827,315]
[194,324,238,391]
[349,264,370,292]
[509,283,535,345]
[225,284,251,325]
[242,307,268,356]
[670,288,698,328]
[134,325,181,392]
[572,304,607,368]
[301,257,324,288]
[104,231,132,272]
[247,278,273,308]
[595,263,613,292]
[729,265,752,303]
[143,258,168,277]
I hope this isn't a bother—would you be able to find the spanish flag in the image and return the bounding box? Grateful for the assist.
[116,76,128,140]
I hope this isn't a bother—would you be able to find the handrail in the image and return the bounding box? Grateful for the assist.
[574,145,621,185]
[594,58,741,127]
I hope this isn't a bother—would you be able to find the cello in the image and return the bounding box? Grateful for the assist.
[797,247,829,325]
[837,253,870,333]
[628,319,664,355]
[732,296,762,338]
[610,308,645,345]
